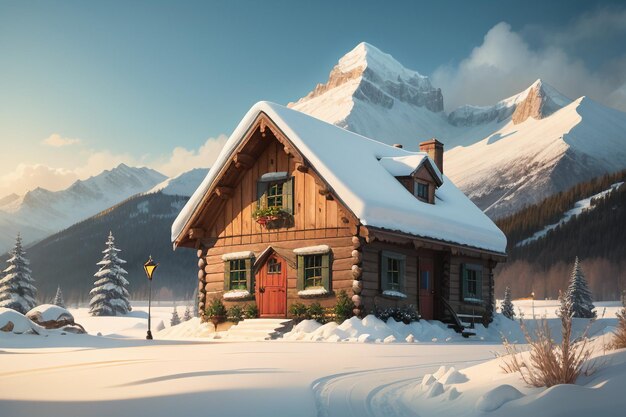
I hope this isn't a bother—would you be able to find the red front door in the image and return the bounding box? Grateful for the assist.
[419,257,435,320]
[256,255,287,317]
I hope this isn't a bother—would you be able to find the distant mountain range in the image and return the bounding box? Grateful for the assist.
[289,42,626,218]
[0,164,167,253]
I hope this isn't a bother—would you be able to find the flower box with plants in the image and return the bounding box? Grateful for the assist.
[252,206,284,226]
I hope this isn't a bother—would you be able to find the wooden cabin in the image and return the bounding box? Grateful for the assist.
[171,102,507,324]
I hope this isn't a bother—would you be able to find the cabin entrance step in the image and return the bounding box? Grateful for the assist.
[222,318,293,340]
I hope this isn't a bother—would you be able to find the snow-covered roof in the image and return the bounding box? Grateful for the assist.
[378,155,443,184]
[172,101,507,254]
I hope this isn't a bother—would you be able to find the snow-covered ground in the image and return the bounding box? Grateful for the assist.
[0,300,624,417]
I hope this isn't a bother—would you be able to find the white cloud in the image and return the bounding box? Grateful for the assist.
[154,135,229,177]
[0,135,229,197]
[42,133,81,147]
[432,15,626,112]
[0,164,79,196]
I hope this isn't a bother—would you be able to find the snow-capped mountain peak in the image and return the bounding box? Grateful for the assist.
[448,79,572,127]
[289,41,444,120]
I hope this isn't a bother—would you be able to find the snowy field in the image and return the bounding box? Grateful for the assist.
[0,300,624,417]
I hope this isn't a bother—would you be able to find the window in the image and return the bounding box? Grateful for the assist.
[257,173,294,214]
[304,255,323,288]
[268,258,281,274]
[414,181,429,201]
[296,252,331,291]
[380,251,406,293]
[267,182,284,208]
[461,263,483,301]
[386,257,401,291]
[223,257,254,292]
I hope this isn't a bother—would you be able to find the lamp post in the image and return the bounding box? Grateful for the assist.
[143,256,159,340]
[531,291,535,320]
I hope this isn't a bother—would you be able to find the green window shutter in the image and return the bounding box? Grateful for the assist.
[224,261,231,291]
[282,177,294,214]
[321,253,331,291]
[380,252,389,292]
[296,255,305,290]
[257,181,268,208]
[245,257,254,293]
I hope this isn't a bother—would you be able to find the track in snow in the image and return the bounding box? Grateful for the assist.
[312,359,485,417]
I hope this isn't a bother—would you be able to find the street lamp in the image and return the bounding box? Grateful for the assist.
[531,291,535,320]
[144,256,159,340]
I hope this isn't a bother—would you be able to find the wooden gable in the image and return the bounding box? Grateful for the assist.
[176,113,359,249]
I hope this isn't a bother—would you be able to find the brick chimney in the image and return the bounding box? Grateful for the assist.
[419,138,444,173]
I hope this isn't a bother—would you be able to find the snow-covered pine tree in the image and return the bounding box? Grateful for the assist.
[0,234,37,314]
[53,285,66,308]
[564,257,596,319]
[183,305,192,321]
[501,286,515,320]
[89,232,132,316]
[171,305,181,326]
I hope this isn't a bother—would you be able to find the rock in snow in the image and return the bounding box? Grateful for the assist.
[475,384,525,412]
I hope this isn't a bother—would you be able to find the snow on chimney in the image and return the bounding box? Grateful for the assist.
[419,138,444,173]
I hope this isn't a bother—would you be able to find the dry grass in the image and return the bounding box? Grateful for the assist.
[499,313,596,387]
[609,309,626,350]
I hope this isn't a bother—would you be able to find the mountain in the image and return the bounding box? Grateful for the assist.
[0,192,198,303]
[148,168,209,197]
[0,164,167,253]
[289,42,449,145]
[289,43,626,218]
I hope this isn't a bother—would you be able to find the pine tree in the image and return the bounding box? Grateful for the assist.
[53,285,66,308]
[89,232,131,316]
[0,234,37,314]
[564,257,596,318]
[171,305,181,326]
[501,286,515,320]
[183,305,192,321]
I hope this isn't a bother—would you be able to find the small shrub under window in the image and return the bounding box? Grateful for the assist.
[333,290,355,323]
[307,302,328,324]
[289,302,308,323]
[374,304,420,324]
[227,305,244,323]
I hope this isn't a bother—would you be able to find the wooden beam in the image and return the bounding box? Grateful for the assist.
[215,186,234,199]
[295,162,308,173]
[188,228,204,239]
[234,153,255,170]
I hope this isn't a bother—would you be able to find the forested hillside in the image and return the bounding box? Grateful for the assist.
[0,192,197,304]
[495,170,626,301]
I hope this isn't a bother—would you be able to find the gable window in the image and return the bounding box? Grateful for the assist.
[257,172,294,214]
[380,251,406,296]
[222,252,254,296]
[414,181,430,202]
[295,246,332,295]
[461,263,483,302]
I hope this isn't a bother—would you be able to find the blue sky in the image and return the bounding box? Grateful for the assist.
[0,0,625,195]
